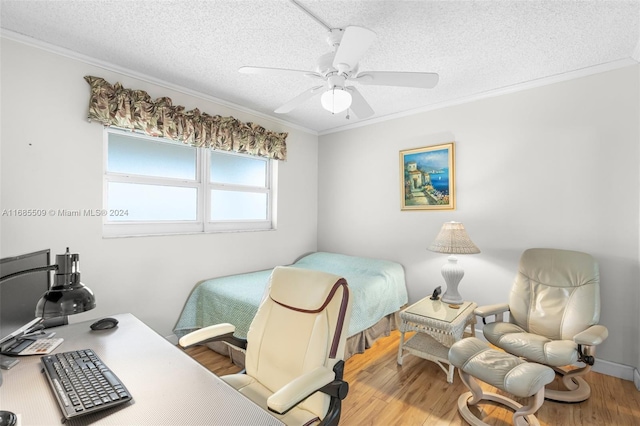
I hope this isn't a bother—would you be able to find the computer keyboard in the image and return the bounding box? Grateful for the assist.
[41,349,132,420]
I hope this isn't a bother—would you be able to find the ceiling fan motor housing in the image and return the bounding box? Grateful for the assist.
[326,74,347,90]
[316,52,358,80]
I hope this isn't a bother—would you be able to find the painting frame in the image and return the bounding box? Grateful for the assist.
[400,142,455,211]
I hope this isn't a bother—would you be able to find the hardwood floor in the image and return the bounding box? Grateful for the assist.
[183,331,640,425]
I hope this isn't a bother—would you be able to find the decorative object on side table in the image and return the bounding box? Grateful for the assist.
[430,286,442,300]
[428,221,480,305]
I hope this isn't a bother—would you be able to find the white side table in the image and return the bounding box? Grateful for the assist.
[397,298,477,383]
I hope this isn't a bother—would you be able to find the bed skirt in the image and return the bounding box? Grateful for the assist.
[205,310,402,367]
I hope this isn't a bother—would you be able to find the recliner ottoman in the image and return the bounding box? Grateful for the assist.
[448,337,555,426]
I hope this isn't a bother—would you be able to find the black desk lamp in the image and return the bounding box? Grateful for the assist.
[0,247,96,319]
[0,247,95,426]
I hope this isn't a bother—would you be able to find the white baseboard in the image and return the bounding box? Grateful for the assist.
[592,358,638,384]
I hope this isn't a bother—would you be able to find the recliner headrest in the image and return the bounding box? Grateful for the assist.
[520,248,599,288]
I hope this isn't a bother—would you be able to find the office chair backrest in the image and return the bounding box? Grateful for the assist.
[245,266,351,419]
[508,248,600,340]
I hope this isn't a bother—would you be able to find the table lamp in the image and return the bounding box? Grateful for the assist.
[428,221,480,305]
[0,247,95,319]
[36,248,96,319]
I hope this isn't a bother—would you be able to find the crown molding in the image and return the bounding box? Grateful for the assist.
[0,29,318,137]
[319,57,639,136]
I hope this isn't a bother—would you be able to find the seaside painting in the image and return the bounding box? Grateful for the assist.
[400,142,455,210]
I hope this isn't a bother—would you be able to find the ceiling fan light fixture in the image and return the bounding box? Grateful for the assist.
[321,87,352,114]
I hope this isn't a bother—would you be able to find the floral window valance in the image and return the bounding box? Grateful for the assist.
[84,76,287,160]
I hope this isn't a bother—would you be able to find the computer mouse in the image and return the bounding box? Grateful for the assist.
[90,317,119,331]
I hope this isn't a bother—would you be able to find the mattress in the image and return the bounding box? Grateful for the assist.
[174,252,408,339]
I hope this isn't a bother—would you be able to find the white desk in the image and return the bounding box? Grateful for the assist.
[0,313,284,425]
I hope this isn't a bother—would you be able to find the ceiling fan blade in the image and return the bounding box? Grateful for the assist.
[275,85,324,114]
[239,66,324,80]
[354,71,439,88]
[347,87,374,119]
[332,26,376,72]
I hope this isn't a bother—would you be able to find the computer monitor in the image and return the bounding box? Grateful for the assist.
[0,249,67,341]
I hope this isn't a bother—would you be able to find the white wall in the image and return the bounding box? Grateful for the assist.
[0,38,319,338]
[318,65,640,370]
[637,63,640,389]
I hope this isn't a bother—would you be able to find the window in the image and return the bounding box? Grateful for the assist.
[103,129,275,236]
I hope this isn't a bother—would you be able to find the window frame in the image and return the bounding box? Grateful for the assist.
[103,128,275,237]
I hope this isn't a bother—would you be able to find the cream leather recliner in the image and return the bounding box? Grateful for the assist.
[475,248,608,403]
[179,266,352,426]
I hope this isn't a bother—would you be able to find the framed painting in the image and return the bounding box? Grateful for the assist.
[400,142,455,210]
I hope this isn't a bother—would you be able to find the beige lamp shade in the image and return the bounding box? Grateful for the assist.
[428,221,480,254]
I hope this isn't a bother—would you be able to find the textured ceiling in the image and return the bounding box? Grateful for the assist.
[1,0,639,134]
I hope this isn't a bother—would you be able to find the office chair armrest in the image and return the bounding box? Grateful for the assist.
[267,366,335,415]
[573,325,608,346]
[178,323,246,350]
[474,303,510,323]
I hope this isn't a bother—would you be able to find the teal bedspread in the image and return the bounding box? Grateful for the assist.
[174,252,408,339]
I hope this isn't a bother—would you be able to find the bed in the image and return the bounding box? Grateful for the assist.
[174,251,408,362]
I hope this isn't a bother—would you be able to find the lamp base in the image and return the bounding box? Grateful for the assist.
[440,255,465,305]
[441,293,464,305]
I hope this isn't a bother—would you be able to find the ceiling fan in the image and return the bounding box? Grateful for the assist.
[239,0,439,119]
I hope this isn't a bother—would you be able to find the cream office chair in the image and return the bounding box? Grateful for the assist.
[179,266,352,426]
[475,248,608,403]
